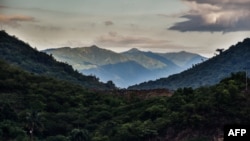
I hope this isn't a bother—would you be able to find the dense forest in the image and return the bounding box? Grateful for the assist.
[1,58,250,141]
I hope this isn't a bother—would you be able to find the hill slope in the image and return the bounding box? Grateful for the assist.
[44,46,205,88]
[43,45,129,70]
[0,30,112,90]
[129,38,250,90]
[83,60,152,87]
[121,48,169,70]
[158,51,206,68]
[1,58,250,141]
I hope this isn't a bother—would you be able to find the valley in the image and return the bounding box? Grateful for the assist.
[43,46,206,88]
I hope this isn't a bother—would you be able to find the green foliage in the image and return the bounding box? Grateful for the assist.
[1,57,250,140]
[187,136,210,141]
[69,129,90,141]
[46,135,68,141]
[0,120,28,141]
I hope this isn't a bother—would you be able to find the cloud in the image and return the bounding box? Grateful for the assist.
[32,24,61,31]
[104,21,114,26]
[60,40,88,47]
[108,31,118,37]
[0,5,8,9]
[0,14,35,27]
[97,32,169,48]
[169,0,250,32]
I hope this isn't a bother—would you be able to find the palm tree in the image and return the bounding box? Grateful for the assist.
[26,111,43,141]
[69,129,90,141]
[216,48,224,55]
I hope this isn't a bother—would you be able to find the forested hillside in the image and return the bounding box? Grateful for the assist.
[129,38,250,90]
[0,30,113,90]
[1,58,250,141]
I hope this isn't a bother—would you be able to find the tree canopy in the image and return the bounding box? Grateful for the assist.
[0,59,250,140]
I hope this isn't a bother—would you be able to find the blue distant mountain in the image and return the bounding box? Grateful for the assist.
[129,38,250,90]
[43,46,206,88]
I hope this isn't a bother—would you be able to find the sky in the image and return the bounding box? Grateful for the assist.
[1,0,250,57]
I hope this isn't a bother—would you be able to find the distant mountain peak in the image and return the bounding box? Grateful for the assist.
[83,45,119,55]
[179,51,187,53]
[86,45,113,52]
[170,51,195,55]
[90,45,99,48]
[126,48,142,53]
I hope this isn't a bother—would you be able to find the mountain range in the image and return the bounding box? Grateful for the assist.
[43,46,206,88]
[1,30,250,141]
[129,38,250,90]
[4,29,249,91]
[0,30,113,90]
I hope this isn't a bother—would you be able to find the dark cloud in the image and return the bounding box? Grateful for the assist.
[185,0,250,5]
[169,0,250,32]
[104,21,114,26]
[169,15,250,32]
